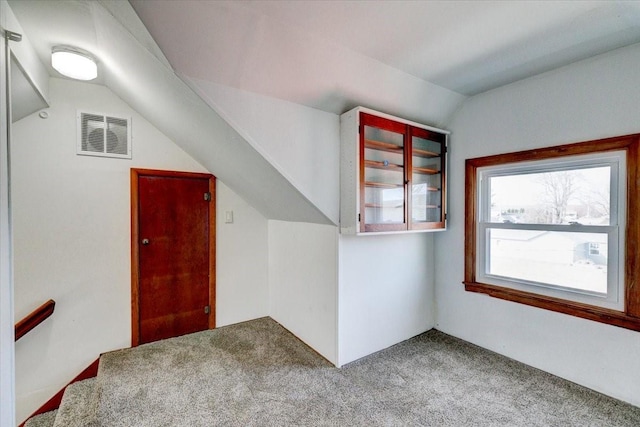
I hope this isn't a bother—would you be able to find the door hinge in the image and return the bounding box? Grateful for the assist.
[358,213,361,222]
[204,192,211,201]
[204,305,210,315]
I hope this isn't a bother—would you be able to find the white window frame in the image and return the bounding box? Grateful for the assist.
[475,151,626,311]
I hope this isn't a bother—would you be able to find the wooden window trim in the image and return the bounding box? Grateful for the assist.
[464,134,640,332]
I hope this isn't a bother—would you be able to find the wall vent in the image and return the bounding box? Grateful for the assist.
[77,111,131,159]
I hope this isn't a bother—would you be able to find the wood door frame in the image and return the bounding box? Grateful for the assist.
[130,168,216,347]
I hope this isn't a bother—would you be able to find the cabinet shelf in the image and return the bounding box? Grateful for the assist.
[412,148,440,158]
[364,139,403,154]
[364,160,403,172]
[414,205,441,209]
[413,166,439,175]
[365,181,403,188]
[365,140,439,159]
[365,203,404,209]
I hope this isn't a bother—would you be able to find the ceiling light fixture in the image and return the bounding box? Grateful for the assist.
[51,46,97,81]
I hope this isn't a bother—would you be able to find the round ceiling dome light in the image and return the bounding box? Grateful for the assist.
[51,46,97,81]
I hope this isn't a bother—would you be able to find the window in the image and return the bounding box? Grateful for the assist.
[464,134,640,331]
[478,152,624,310]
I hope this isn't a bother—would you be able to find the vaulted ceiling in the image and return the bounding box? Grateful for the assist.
[7,0,640,225]
[131,0,640,107]
[12,1,640,114]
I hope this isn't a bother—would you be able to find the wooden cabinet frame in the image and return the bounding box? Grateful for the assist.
[341,107,448,235]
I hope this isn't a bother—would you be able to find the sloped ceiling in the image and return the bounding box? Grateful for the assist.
[131,0,640,102]
[10,56,47,122]
[129,0,464,124]
[8,0,640,225]
[8,0,335,224]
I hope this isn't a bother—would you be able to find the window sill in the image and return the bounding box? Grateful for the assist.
[464,281,640,332]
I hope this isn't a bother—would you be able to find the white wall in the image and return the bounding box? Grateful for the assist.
[268,221,338,365]
[12,78,269,423]
[189,68,443,370]
[186,79,341,225]
[437,42,640,407]
[338,233,436,366]
[216,182,268,326]
[0,2,16,425]
[194,78,441,370]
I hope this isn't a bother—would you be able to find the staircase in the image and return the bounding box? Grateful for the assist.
[24,335,206,427]
[25,363,104,427]
[24,333,197,427]
[22,317,328,427]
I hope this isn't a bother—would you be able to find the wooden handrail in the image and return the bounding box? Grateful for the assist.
[15,299,55,341]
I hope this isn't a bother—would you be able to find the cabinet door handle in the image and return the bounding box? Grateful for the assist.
[142,238,150,245]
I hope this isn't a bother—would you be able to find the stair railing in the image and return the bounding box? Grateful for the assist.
[14,299,56,341]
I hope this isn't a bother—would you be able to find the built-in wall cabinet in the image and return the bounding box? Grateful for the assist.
[340,107,449,234]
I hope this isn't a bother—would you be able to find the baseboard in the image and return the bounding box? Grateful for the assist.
[19,358,100,426]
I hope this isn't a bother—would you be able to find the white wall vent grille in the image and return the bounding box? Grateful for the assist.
[77,111,131,159]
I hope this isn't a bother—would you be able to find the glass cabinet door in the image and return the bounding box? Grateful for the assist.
[360,113,407,232]
[410,127,446,229]
[357,111,447,233]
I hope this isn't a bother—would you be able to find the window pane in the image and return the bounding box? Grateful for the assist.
[489,167,610,225]
[411,134,442,223]
[411,183,441,222]
[487,229,608,294]
[363,125,405,225]
[364,186,404,224]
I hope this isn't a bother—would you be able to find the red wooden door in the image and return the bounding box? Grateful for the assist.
[134,171,214,344]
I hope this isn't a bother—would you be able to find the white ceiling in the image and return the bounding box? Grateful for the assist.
[8,1,640,116]
[7,0,640,225]
[129,0,640,108]
[6,0,338,224]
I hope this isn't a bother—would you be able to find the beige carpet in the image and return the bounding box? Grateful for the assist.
[26,317,640,426]
[87,317,639,426]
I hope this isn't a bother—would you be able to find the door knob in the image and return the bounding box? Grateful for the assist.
[142,238,150,245]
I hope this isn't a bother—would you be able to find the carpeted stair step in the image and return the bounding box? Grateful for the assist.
[52,378,99,427]
[24,410,57,427]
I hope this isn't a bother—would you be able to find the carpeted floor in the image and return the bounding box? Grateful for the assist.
[93,317,639,426]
